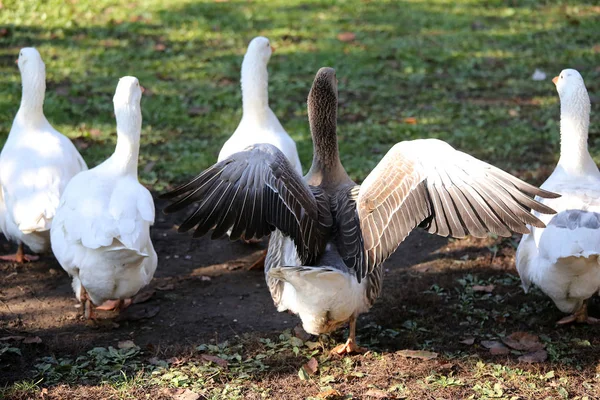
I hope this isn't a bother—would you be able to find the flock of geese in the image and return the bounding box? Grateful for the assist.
[1,37,598,354]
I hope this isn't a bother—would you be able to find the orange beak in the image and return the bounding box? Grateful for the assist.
[140,85,146,93]
[270,45,275,53]
[14,59,18,65]
[552,76,559,85]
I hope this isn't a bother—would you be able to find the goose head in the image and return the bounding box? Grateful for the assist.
[17,47,45,77]
[244,36,274,66]
[113,76,143,110]
[553,69,590,111]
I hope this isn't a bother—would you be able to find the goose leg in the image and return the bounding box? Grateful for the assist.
[557,300,599,325]
[331,314,367,355]
[80,286,95,320]
[0,243,39,263]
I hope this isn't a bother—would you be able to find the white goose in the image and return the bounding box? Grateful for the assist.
[164,68,557,353]
[50,76,157,318]
[517,69,600,324]
[0,47,87,263]
[218,36,302,173]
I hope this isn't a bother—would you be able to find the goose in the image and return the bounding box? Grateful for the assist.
[516,69,600,324]
[0,47,87,263]
[163,67,557,354]
[218,36,302,269]
[50,76,157,319]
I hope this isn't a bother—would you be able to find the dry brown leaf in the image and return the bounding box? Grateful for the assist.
[518,349,548,364]
[303,357,318,375]
[23,336,42,344]
[502,332,545,352]
[294,324,311,341]
[481,340,510,355]
[118,340,136,349]
[403,117,418,125]
[337,32,356,42]
[174,389,200,400]
[317,389,344,399]
[365,389,396,398]
[472,284,495,293]
[397,349,438,360]
[460,337,475,345]
[201,354,228,368]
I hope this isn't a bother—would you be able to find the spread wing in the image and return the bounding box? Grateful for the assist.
[339,138,559,281]
[161,143,332,265]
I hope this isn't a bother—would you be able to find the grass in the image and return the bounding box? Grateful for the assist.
[1,0,600,399]
[1,0,599,189]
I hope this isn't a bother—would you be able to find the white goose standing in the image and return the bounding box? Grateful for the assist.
[218,37,302,270]
[51,76,157,318]
[0,48,87,263]
[517,69,600,324]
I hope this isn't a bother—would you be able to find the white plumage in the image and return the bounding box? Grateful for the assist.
[516,69,600,324]
[218,36,302,175]
[51,76,157,315]
[0,48,87,262]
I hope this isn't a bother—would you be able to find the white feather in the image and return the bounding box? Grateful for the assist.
[0,48,87,253]
[51,76,157,306]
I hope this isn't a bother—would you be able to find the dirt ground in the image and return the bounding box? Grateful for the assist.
[1,197,599,398]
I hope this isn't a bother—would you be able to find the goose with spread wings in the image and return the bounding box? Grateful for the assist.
[163,67,558,354]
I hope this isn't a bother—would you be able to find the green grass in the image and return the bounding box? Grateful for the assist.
[1,0,600,398]
[1,0,599,190]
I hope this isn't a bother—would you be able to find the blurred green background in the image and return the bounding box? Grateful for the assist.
[0,0,598,190]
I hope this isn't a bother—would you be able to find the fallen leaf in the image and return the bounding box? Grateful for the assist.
[403,117,417,125]
[116,305,160,321]
[460,337,475,345]
[174,389,200,400]
[481,341,510,355]
[23,336,42,344]
[118,340,136,349]
[298,366,309,381]
[201,354,228,368]
[337,32,356,42]
[132,289,155,304]
[502,332,545,352]
[40,387,48,399]
[156,282,175,291]
[305,341,320,350]
[365,389,396,398]
[0,336,25,341]
[302,357,318,375]
[294,324,311,341]
[154,43,166,52]
[397,349,438,360]
[317,389,343,399]
[472,284,495,293]
[518,349,548,363]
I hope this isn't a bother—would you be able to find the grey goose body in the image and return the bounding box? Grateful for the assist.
[163,67,558,353]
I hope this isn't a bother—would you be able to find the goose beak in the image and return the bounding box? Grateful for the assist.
[552,76,559,85]
[14,59,18,65]
[270,45,276,53]
[140,85,146,93]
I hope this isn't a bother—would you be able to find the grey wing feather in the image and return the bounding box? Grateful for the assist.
[162,144,332,265]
